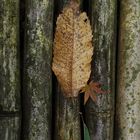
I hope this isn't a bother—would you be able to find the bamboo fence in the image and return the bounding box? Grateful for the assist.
[22,0,54,139]
[0,0,21,139]
[85,0,117,139]
[0,0,140,140]
[115,0,140,139]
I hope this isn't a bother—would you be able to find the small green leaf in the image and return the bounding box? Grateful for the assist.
[84,123,90,140]
[101,85,110,91]
[80,112,90,140]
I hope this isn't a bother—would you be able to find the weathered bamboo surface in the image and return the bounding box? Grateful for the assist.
[85,0,117,139]
[53,0,82,140]
[54,85,81,140]
[0,0,21,139]
[0,117,20,140]
[115,0,140,140]
[22,0,54,139]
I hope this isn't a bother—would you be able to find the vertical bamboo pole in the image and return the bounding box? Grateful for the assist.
[115,1,140,140]
[0,0,21,140]
[53,0,82,140]
[54,85,81,140]
[22,0,54,139]
[85,0,117,139]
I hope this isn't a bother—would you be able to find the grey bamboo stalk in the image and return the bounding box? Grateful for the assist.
[0,0,21,140]
[22,0,54,139]
[115,1,140,140]
[53,0,82,140]
[85,0,117,139]
[54,85,81,140]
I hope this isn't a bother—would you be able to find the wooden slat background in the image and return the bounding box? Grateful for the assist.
[0,0,140,140]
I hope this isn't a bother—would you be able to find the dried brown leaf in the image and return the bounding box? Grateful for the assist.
[52,1,93,97]
[89,90,97,103]
[84,89,97,105]
[83,81,111,104]
[84,89,90,105]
